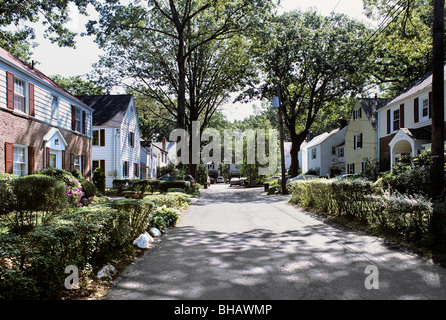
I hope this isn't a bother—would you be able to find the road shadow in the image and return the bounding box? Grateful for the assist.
[106,223,446,300]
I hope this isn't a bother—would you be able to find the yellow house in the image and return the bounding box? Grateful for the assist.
[345,98,391,174]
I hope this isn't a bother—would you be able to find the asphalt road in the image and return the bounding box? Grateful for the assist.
[106,183,446,300]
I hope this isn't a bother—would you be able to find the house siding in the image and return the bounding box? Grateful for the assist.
[345,102,378,174]
[120,100,141,180]
[0,57,92,179]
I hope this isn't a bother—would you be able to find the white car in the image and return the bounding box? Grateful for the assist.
[217,176,225,183]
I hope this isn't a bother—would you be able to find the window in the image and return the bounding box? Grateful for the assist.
[354,133,363,150]
[338,147,344,158]
[420,94,429,121]
[123,161,129,177]
[92,130,99,146]
[332,147,336,155]
[133,163,139,177]
[14,78,26,113]
[129,131,135,147]
[353,108,361,120]
[392,108,400,132]
[49,153,57,168]
[347,163,355,174]
[362,161,366,174]
[92,160,99,172]
[13,146,27,176]
[74,155,81,172]
[51,95,59,120]
[75,108,82,133]
[311,148,316,160]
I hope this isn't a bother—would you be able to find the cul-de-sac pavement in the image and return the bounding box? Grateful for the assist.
[106,184,446,300]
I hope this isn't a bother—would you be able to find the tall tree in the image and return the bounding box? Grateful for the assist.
[246,10,371,177]
[50,75,105,96]
[88,0,274,177]
[0,0,96,60]
[88,0,274,129]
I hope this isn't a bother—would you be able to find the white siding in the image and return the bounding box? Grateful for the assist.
[120,99,141,180]
[92,127,120,188]
[0,62,92,137]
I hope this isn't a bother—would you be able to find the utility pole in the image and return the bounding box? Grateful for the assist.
[430,0,446,252]
[430,0,444,201]
[274,87,288,195]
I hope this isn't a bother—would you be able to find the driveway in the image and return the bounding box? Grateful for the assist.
[106,184,446,300]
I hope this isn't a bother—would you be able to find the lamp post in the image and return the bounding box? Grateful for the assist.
[273,87,287,195]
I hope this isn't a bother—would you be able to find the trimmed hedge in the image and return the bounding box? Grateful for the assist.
[112,179,189,193]
[0,192,189,300]
[288,178,433,242]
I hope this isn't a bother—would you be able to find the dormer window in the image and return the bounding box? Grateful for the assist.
[353,108,361,120]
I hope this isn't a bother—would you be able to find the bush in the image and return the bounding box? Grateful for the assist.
[167,188,187,193]
[288,178,434,244]
[0,178,16,216]
[110,199,155,239]
[92,168,106,193]
[6,175,68,232]
[159,180,190,193]
[149,205,180,230]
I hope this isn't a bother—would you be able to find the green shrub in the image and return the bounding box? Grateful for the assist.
[159,180,190,193]
[167,188,187,193]
[149,205,179,230]
[0,179,15,216]
[110,199,155,239]
[143,193,189,211]
[7,175,68,232]
[92,168,106,193]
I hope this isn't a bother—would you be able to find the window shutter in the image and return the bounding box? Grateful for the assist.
[100,160,105,172]
[71,105,76,131]
[400,104,405,128]
[429,91,433,119]
[62,150,66,170]
[28,146,35,174]
[29,83,35,116]
[81,155,86,177]
[414,98,419,123]
[354,135,357,149]
[5,142,13,174]
[359,108,362,119]
[100,129,105,147]
[82,110,86,134]
[6,72,14,110]
[359,133,363,148]
[387,109,391,134]
[45,147,50,168]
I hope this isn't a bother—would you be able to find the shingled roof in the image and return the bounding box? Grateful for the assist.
[357,98,392,130]
[76,95,133,126]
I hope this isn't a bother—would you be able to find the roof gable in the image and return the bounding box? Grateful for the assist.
[76,95,133,126]
[0,47,90,109]
[357,98,392,129]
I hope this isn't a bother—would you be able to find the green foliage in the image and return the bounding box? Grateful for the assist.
[149,206,180,231]
[93,167,106,193]
[50,75,105,96]
[288,178,434,244]
[159,180,191,193]
[0,0,96,60]
[195,164,208,186]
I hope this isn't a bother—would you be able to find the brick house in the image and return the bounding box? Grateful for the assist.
[0,47,93,178]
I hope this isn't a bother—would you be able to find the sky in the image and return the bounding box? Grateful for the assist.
[28,0,372,122]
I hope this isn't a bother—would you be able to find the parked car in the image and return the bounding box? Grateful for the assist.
[217,176,225,183]
[286,175,318,184]
[229,177,241,186]
[336,174,368,180]
[158,174,195,185]
[268,175,281,184]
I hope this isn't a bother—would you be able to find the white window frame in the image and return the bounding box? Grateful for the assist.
[419,94,429,122]
[74,155,82,172]
[13,145,28,177]
[353,108,361,120]
[75,108,82,133]
[311,148,317,160]
[347,163,355,174]
[14,77,27,114]
[392,107,400,133]
[338,147,344,158]
[354,133,362,150]
[51,95,59,120]
[92,130,99,146]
